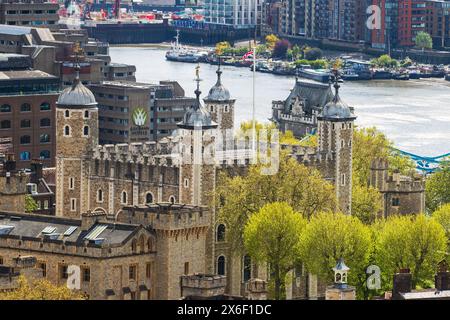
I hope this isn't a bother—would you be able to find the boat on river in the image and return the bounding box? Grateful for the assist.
[297,68,331,83]
[165,30,208,63]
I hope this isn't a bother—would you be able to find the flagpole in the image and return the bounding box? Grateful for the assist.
[252,40,256,161]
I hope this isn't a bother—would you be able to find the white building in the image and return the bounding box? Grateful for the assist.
[203,0,262,28]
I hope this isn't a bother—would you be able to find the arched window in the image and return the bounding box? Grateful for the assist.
[145,193,153,204]
[40,118,51,127]
[243,255,251,282]
[121,191,127,204]
[138,235,145,253]
[40,102,51,111]
[20,119,31,128]
[0,120,11,129]
[64,125,70,136]
[0,104,11,112]
[341,140,345,148]
[84,110,89,118]
[20,103,31,112]
[39,133,50,143]
[169,196,175,204]
[20,151,31,161]
[217,224,226,242]
[65,110,70,118]
[39,150,50,159]
[97,189,103,202]
[217,256,226,276]
[83,125,89,136]
[20,135,31,144]
[131,239,137,253]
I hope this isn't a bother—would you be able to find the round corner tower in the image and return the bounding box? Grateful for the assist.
[55,65,98,218]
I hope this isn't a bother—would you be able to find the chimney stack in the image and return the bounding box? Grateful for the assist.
[392,268,412,300]
[81,210,107,231]
[30,160,43,183]
[435,261,450,291]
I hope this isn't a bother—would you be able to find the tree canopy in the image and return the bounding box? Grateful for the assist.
[415,31,433,50]
[0,275,86,300]
[374,214,447,289]
[426,162,450,213]
[244,202,307,299]
[216,151,336,251]
[299,212,373,297]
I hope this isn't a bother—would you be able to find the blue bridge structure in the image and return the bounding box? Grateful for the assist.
[394,149,450,173]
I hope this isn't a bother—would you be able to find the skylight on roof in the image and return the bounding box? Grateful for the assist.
[41,226,56,234]
[0,225,14,235]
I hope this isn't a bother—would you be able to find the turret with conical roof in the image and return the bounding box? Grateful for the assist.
[55,50,99,218]
[178,64,217,130]
[317,69,356,215]
[203,60,235,133]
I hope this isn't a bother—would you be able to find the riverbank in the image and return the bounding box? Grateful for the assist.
[110,46,450,157]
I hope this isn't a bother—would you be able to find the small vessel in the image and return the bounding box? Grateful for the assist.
[297,66,331,83]
[341,69,360,81]
[445,73,450,82]
[372,69,393,80]
[165,30,207,63]
[393,72,410,80]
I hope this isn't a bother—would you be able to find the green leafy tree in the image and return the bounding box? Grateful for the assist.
[291,45,301,60]
[432,204,450,264]
[215,41,231,55]
[25,194,39,213]
[304,47,323,60]
[265,34,279,50]
[415,31,433,51]
[374,214,447,289]
[371,54,399,68]
[426,162,450,213]
[216,151,336,251]
[352,184,382,224]
[244,202,307,300]
[0,275,86,300]
[352,127,415,187]
[299,212,373,298]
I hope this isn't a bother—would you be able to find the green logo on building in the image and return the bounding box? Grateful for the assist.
[132,108,148,127]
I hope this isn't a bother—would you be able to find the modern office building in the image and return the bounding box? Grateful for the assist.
[0,69,59,169]
[0,0,59,28]
[203,0,262,27]
[89,80,196,144]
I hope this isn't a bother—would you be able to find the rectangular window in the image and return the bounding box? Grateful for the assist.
[392,197,400,207]
[82,267,90,282]
[60,264,68,279]
[146,263,152,279]
[340,174,346,186]
[70,198,76,211]
[184,262,189,275]
[129,265,137,280]
[38,261,46,277]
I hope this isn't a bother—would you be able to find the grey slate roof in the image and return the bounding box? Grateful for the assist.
[284,79,333,115]
[0,212,142,247]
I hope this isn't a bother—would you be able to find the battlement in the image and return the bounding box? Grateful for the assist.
[91,138,182,167]
[181,274,227,298]
[118,203,210,231]
[279,112,316,124]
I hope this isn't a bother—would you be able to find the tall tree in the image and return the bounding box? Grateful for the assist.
[351,184,382,224]
[415,31,433,51]
[352,127,415,187]
[426,162,450,213]
[244,202,307,300]
[0,275,86,300]
[272,40,290,59]
[216,151,336,251]
[265,34,279,50]
[299,212,373,298]
[374,215,447,289]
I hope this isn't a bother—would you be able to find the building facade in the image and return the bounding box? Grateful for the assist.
[204,0,262,27]
[0,0,59,28]
[0,70,59,168]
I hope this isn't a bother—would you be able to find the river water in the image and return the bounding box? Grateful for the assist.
[110,46,450,157]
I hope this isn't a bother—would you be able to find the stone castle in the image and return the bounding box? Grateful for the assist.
[0,64,425,299]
